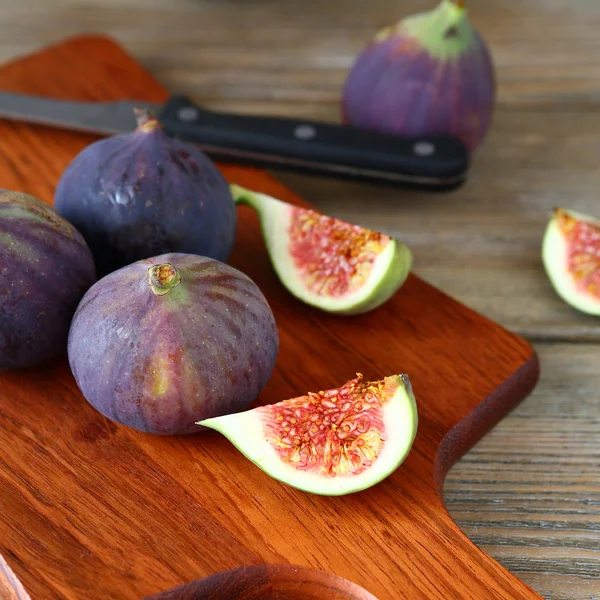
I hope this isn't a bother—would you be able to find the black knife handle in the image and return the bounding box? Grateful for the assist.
[158,94,469,190]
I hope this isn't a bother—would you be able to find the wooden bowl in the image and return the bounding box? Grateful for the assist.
[143,564,379,600]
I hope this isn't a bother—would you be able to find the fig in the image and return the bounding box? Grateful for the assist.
[54,109,236,276]
[67,253,279,435]
[542,208,600,316]
[342,0,496,151]
[231,184,413,315]
[198,373,418,496]
[0,190,96,370]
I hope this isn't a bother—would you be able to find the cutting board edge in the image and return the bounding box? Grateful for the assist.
[0,34,545,600]
[4,33,145,78]
[435,349,541,498]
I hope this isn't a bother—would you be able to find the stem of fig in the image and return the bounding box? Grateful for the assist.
[399,0,474,59]
[134,108,162,132]
[148,264,181,296]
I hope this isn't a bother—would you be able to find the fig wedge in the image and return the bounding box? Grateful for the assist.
[232,184,412,315]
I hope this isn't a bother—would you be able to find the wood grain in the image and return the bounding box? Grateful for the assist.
[1,1,600,598]
[446,342,600,600]
[0,36,540,600]
[143,564,379,600]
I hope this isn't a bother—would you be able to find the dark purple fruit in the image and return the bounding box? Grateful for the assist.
[0,190,96,370]
[54,110,236,276]
[67,253,279,435]
[342,0,496,151]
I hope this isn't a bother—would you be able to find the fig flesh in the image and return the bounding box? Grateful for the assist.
[231,184,412,315]
[542,207,600,316]
[67,253,279,434]
[342,0,496,151]
[0,190,96,370]
[198,373,418,496]
[54,110,236,276]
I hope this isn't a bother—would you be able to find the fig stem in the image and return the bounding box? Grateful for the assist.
[134,108,162,132]
[453,0,466,7]
[148,264,181,296]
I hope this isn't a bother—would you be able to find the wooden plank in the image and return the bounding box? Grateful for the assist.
[446,342,600,599]
[0,35,539,600]
[2,0,600,596]
[0,1,588,598]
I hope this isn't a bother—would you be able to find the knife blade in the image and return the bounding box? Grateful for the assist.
[0,91,469,190]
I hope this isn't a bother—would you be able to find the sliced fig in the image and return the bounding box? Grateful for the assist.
[542,207,600,316]
[198,373,418,496]
[231,184,412,315]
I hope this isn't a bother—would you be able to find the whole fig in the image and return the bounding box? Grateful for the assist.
[0,190,96,370]
[54,110,237,276]
[67,253,279,435]
[342,0,496,151]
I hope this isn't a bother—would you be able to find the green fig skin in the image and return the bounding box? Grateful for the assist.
[198,373,419,496]
[231,184,413,316]
[542,207,600,316]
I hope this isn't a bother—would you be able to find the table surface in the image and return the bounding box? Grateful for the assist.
[0,1,599,599]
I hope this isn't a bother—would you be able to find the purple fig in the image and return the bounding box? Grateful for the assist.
[0,190,96,370]
[54,110,236,276]
[342,0,496,151]
[67,253,279,435]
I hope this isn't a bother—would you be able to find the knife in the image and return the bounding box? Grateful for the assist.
[0,91,468,190]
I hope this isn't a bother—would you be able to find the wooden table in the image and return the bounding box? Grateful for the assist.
[0,1,599,598]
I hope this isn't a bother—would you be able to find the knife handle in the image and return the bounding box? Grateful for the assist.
[158,94,469,190]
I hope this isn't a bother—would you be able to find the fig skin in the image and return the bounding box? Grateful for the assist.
[0,190,96,370]
[199,373,419,496]
[230,184,413,316]
[54,112,237,276]
[342,0,496,151]
[542,207,600,316]
[67,253,279,435]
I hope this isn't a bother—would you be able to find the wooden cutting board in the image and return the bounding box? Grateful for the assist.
[0,36,541,600]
